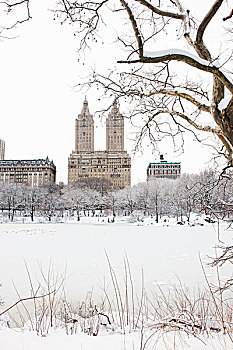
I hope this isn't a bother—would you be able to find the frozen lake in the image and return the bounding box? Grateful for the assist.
[0,221,231,308]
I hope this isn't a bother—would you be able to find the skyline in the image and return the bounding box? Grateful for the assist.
[0,90,215,185]
[0,93,214,185]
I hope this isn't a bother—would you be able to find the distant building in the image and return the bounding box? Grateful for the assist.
[147,155,181,180]
[75,98,95,153]
[0,157,56,187]
[0,139,5,160]
[68,98,131,189]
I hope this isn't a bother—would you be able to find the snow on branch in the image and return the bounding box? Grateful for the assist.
[196,0,223,46]
[161,109,221,135]
[133,0,185,20]
[143,49,216,67]
[118,51,233,95]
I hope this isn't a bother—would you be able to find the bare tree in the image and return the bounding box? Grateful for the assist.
[62,184,87,220]
[74,177,113,196]
[55,0,233,164]
[1,1,232,163]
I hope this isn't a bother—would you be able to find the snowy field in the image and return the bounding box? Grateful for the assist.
[0,218,232,349]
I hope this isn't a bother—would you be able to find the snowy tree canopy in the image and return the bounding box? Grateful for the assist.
[0,168,232,222]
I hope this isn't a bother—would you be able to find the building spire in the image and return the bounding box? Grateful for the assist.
[111,98,119,115]
[81,96,90,115]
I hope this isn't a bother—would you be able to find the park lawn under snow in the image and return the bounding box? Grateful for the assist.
[0,216,232,349]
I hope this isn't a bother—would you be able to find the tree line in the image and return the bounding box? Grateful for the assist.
[0,169,232,223]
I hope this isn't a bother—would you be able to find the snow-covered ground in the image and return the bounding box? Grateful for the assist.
[0,217,231,303]
[0,217,232,349]
[0,326,232,350]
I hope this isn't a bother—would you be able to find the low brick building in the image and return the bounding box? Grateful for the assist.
[147,155,181,180]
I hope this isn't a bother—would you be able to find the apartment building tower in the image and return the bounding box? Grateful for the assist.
[106,101,124,152]
[0,139,5,160]
[75,98,94,153]
[68,99,131,189]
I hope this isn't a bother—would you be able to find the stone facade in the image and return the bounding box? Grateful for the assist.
[75,99,94,153]
[0,139,5,160]
[0,157,56,187]
[106,102,124,152]
[68,99,131,188]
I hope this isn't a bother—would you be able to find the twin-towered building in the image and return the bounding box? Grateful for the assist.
[68,98,131,188]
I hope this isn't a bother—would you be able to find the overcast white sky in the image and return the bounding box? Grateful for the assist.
[0,0,229,184]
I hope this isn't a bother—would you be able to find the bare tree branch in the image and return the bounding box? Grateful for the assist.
[160,109,221,135]
[0,0,31,37]
[120,0,143,58]
[142,89,210,112]
[196,0,223,52]
[133,0,185,20]
[223,9,233,21]
[0,290,55,316]
[118,53,233,95]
